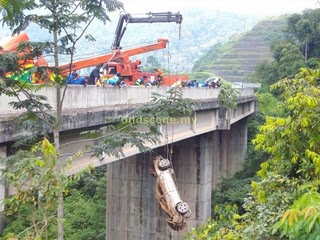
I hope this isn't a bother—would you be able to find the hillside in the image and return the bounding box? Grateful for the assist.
[0,10,291,78]
[192,16,288,82]
[0,9,260,73]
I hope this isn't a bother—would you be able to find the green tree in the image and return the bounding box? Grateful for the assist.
[63,168,107,240]
[0,1,124,239]
[258,68,320,238]
[187,68,320,239]
[286,9,320,60]
[242,68,320,239]
[1,138,89,239]
[296,19,313,60]
[273,42,305,78]
[287,13,302,37]
[231,68,320,239]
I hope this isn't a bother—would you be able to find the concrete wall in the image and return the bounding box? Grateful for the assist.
[0,86,256,145]
[0,86,255,114]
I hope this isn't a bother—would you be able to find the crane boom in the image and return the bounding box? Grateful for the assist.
[112,11,182,50]
[59,38,168,74]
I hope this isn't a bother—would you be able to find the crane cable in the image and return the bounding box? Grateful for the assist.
[167,22,183,171]
[176,22,182,83]
[168,22,182,161]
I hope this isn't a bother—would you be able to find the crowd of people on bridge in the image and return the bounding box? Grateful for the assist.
[170,78,221,88]
[3,61,222,89]
[67,67,222,89]
[67,65,170,88]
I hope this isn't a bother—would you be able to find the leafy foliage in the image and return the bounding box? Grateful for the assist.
[255,92,284,117]
[286,9,320,60]
[218,83,239,109]
[188,67,320,239]
[0,138,91,239]
[187,9,320,239]
[0,1,124,238]
[211,177,254,215]
[0,0,124,35]
[63,167,107,240]
[185,204,242,240]
[237,68,320,239]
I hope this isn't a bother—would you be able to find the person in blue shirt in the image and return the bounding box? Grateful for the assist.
[186,80,198,87]
[104,72,122,87]
[68,72,87,85]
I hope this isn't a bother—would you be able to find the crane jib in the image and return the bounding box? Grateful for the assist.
[112,11,183,50]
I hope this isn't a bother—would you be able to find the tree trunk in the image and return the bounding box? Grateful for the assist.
[52,21,64,240]
[305,41,308,61]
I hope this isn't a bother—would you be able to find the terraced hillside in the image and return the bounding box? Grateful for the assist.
[193,16,288,82]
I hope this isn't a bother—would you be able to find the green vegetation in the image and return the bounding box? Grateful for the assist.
[0,139,92,239]
[0,1,124,239]
[63,167,107,240]
[188,8,320,239]
[188,67,320,240]
[218,83,239,110]
[1,152,106,240]
[2,1,320,239]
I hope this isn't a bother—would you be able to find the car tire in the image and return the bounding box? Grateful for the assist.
[158,158,171,170]
[176,202,189,214]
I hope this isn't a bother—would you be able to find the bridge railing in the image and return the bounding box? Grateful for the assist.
[0,86,254,115]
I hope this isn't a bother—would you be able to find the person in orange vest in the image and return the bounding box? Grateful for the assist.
[155,68,164,86]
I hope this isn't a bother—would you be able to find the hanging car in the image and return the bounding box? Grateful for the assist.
[150,155,191,231]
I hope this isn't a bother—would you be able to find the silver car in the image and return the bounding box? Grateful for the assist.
[150,155,191,231]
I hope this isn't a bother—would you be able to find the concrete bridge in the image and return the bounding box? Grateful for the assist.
[0,86,257,239]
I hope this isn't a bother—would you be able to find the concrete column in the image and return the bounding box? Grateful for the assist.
[212,117,248,189]
[228,118,248,174]
[172,133,213,230]
[0,145,7,233]
[106,152,161,240]
[106,132,213,239]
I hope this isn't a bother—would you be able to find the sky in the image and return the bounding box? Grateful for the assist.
[121,0,319,17]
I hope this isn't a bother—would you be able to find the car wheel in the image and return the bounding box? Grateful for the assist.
[176,202,189,214]
[158,158,171,170]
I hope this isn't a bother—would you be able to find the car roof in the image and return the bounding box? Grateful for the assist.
[206,77,220,81]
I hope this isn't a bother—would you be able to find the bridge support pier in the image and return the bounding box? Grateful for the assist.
[212,118,248,188]
[106,132,213,239]
[106,119,248,239]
